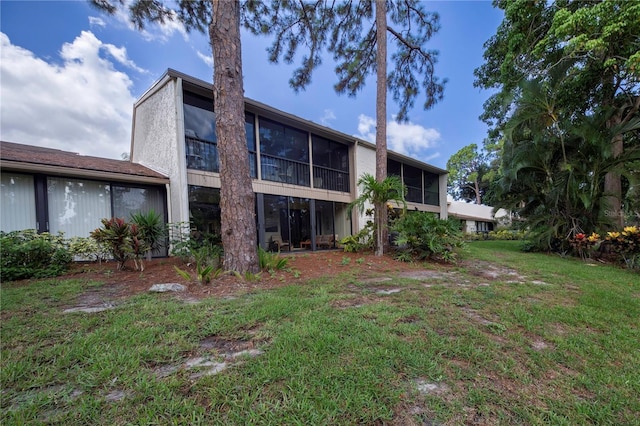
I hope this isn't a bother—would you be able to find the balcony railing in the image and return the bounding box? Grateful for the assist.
[186,136,218,172]
[186,136,256,177]
[261,154,310,187]
[313,165,349,192]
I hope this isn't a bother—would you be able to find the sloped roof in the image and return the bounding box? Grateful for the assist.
[0,141,168,184]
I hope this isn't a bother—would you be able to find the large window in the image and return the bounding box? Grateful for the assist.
[312,135,349,192]
[262,195,310,250]
[0,173,36,232]
[259,118,310,186]
[183,91,256,177]
[47,178,111,238]
[424,172,439,206]
[386,159,440,206]
[404,164,423,203]
[188,186,221,236]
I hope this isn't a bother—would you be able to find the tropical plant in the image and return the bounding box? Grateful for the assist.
[90,218,133,271]
[392,212,464,263]
[340,221,375,253]
[490,75,640,251]
[348,173,407,256]
[130,210,165,260]
[258,246,289,272]
[475,0,640,228]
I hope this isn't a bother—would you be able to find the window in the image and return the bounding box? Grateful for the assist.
[312,135,349,192]
[183,92,257,177]
[259,118,310,186]
[388,159,402,177]
[188,186,221,236]
[404,164,423,203]
[0,173,36,232]
[184,92,218,172]
[47,177,111,238]
[424,172,439,206]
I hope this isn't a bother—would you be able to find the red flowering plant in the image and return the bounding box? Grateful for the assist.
[568,232,600,260]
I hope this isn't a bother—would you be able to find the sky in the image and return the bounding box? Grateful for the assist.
[0,1,503,169]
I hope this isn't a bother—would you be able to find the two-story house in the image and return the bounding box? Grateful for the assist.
[131,69,447,251]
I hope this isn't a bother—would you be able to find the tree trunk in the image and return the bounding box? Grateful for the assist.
[210,0,259,273]
[375,0,388,257]
[604,112,624,229]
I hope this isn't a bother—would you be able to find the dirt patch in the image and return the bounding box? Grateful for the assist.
[31,251,420,306]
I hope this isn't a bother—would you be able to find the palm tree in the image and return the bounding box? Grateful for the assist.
[348,173,407,256]
[494,77,640,250]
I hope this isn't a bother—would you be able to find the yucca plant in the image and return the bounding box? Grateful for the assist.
[130,210,165,260]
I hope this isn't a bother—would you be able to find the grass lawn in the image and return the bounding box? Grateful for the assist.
[2,241,639,425]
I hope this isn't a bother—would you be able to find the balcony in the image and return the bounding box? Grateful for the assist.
[313,165,349,192]
[261,154,310,186]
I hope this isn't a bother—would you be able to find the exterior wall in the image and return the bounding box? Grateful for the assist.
[354,143,377,230]
[131,78,188,225]
[439,175,448,219]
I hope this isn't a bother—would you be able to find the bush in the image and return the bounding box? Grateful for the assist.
[340,221,375,253]
[465,229,528,241]
[0,230,72,281]
[392,213,465,263]
[90,217,150,271]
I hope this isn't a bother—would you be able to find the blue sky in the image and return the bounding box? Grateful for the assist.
[0,1,503,169]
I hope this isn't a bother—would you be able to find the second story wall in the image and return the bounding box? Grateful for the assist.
[131,76,189,224]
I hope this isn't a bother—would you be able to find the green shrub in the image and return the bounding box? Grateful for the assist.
[465,229,528,241]
[258,246,289,272]
[340,221,375,253]
[0,230,72,281]
[67,236,108,262]
[392,212,465,263]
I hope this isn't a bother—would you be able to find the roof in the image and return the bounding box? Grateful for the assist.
[0,141,169,184]
[138,68,447,176]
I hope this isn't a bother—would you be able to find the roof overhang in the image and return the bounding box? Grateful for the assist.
[1,160,169,185]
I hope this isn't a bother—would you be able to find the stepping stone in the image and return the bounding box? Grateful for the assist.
[63,303,115,313]
[149,283,186,292]
[376,288,403,295]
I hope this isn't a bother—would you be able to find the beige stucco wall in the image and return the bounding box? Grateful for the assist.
[131,77,189,225]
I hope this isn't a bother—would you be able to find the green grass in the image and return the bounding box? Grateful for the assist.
[2,241,639,425]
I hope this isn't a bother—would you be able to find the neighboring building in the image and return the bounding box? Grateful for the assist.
[0,142,169,251]
[131,69,447,251]
[447,196,511,234]
[0,68,448,253]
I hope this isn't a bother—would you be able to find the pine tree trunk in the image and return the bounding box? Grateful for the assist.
[375,0,388,257]
[210,0,259,273]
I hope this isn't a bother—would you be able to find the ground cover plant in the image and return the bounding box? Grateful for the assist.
[1,241,639,424]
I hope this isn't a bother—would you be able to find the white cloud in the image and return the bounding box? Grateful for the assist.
[320,109,336,126]
[89,16,106,27]
[197,50,213,67]
[355,114,441,162]
[112,2,188,42]
[0,31,141,159]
